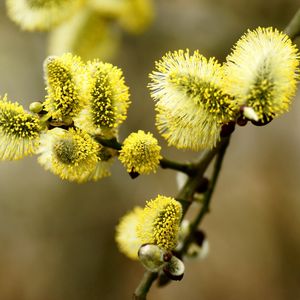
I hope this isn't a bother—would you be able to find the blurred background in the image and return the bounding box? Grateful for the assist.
[0,0,300,299]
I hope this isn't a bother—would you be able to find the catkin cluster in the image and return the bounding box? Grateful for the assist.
[0,26,299,277]
[116,27,299,276]
[149,27,299,150]
[0,53,133,182]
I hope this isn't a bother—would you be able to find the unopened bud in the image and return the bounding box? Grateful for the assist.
[236,115,248,126]
[163,256,185,281]
[243,107,259,122]
[196,177,209,193]
[62,116,74,126]
[138,244,165,272]
[186,231,210,260]
[29,102,43,114]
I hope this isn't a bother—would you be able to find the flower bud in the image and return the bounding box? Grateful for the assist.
[163,255,185,281]
[29,101,43,114]
[138,244,165,272]
[186,230,210,260]
[242,106,259,122]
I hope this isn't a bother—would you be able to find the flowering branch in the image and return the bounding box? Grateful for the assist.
[131,8,300,299]
[1,4,300,300]
[132,136,230,299]
[94,135,197,175]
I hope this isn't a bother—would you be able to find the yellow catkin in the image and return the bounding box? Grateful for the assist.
[43,53,90,120]
[137,195,182,251]
[74,60,130,135]
[38,127,101,182]
[115,206,144,260]
[119,130,162,174]
[0,95,41,160]
[223,27,300,122]
[149,49,238,150]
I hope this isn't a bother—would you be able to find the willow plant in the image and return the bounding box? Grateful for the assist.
[1,6,300,300]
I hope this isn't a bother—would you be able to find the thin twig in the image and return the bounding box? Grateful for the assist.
[159,157,195,175]
[133,271,158,300]
[284,8,300,40]
[180,136,230,254]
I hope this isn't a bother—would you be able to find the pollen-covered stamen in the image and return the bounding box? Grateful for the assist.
[246,72,277,121]
[119,130,162,175]
[223,27,300,123]
[38,128,101,182]
[74,60,130,134]
[168,72,235,122]
[137,195,182,251]
[0,96,41,160]
[91,71,116,128]
[45,58,79,118]
[44,54,88,120]
[152,203,181,250]
[0,108,40,139]
[149,49,238,150]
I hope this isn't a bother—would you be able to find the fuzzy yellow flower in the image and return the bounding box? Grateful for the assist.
[43,53,89,121]
[223,27,299,123]
[118,130,162,174]
[74,60,130,134]
[0,95,41,160]
[137,195,182,251]
[6,0,84,31]
[149,49,237,150]
[37,127,101,182]
[115,206,143,260]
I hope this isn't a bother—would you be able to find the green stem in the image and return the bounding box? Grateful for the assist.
[180,136,230,254]
[133,271,158,300]
[93,136,122,150]
[284,8,300,40]
[159,157,195,175]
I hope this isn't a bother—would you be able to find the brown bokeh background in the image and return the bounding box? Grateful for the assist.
[0,1,300,299]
